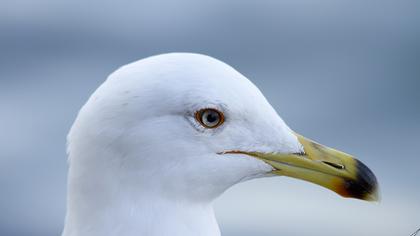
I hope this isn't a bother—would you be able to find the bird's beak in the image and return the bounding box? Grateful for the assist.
[224,134,379,201]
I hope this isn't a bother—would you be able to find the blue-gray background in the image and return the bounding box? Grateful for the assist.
[1,0,419,235]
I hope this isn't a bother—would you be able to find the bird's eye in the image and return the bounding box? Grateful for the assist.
[195,108,224,129]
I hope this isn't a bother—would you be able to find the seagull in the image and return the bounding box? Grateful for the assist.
[62,53,379,236]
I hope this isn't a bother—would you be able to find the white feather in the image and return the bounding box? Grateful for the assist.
[63,53,302,236]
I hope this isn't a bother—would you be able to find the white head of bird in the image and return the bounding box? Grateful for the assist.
[63,53,378,236]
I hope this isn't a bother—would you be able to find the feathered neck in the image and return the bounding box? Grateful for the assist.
[62,149,221,236]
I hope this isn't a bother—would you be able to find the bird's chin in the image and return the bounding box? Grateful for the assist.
[237,171,275,183]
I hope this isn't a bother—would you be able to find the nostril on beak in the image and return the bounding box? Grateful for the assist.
[322,161,345,170]
[293,151,306,156]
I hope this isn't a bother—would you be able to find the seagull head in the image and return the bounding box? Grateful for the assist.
[68,53,378,206]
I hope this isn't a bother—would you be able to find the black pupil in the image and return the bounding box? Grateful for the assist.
[205,112,218,124]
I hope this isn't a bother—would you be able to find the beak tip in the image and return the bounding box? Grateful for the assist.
[341,159,380,202]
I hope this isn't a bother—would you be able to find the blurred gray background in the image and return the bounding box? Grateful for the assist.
[1,0,419,235]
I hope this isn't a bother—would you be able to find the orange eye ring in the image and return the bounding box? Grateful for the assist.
[195,108,225,129]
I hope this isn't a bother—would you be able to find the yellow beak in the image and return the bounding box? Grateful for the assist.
[226,134,379,201]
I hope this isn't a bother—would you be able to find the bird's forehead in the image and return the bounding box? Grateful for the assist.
[111,53,270,114]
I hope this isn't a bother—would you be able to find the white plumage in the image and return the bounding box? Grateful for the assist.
[63,53,300,236]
